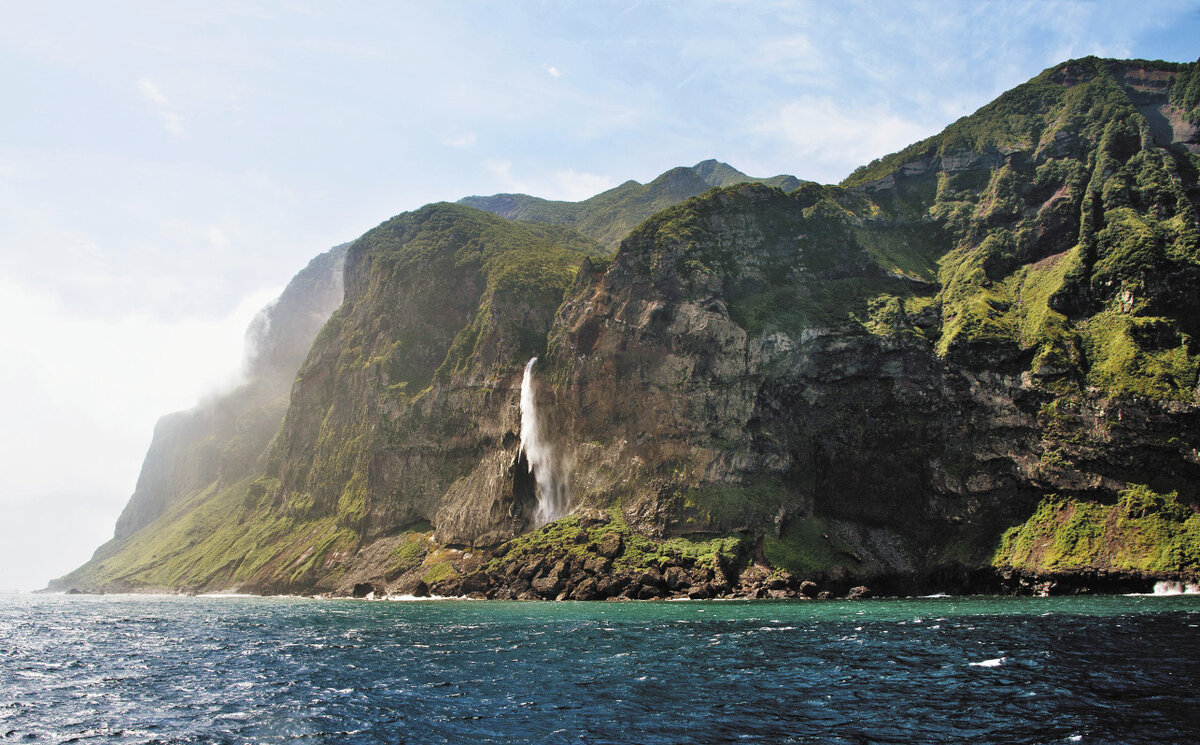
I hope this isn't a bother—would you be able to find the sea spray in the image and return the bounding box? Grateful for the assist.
[1152,580,1200,595]
[519,357,569,526]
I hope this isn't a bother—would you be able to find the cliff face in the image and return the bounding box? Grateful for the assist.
[530,56,1200,588]
[111,244,348,540]
[55,57,1200,597]
[267,204,605,548]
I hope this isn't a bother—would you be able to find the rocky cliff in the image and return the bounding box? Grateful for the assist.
[111,244,348,540]
[54,57,1200,598]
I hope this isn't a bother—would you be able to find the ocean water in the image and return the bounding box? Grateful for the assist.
[2,594,1199,744]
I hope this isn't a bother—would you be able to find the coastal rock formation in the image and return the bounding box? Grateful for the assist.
[52,57,1200,597]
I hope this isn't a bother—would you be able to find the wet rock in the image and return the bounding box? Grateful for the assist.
[460,572,491,595]
[517,560,542,581]
[596,574,630,598]
[637,583,664,600]
[798,580,818,598]
[712,551,736,585]
[847,585,872,599]
[816,590,832,600]
[687,584,714,600]
[576,508,611,529]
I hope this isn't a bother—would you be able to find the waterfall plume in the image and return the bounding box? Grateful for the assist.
[519,357,569,526]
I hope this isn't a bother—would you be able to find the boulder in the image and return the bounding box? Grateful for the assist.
[583,555,612,574]
[664,566,691,590]
[598,533,624,559]
[531,574,564,597]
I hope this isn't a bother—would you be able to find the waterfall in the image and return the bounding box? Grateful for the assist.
[519,357,569,526]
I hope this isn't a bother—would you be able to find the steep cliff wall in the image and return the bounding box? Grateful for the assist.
[112,244,348,539]
[530,57,1200,589]
[267,204,605,547]
[54,57,1200,597]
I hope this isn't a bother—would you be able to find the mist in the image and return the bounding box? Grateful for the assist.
[0,280,280,591]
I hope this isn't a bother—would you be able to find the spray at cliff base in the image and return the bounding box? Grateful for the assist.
[520,357,569,526]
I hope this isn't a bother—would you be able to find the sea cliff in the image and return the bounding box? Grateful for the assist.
[52,57,1200,598]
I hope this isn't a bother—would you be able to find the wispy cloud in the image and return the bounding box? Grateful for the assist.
[753,96,933,183]
[483,159,614,201]
[441,132,478,148]
[137,78,184,137]
[547,65,562,78]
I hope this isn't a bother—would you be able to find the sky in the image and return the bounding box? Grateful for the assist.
[1,0,1198,591]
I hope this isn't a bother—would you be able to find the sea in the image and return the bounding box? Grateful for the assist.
[2,593,1198,744]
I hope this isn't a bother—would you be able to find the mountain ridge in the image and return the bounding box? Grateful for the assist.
[459,159,805,250]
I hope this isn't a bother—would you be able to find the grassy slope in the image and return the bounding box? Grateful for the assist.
[994,485,1200,575]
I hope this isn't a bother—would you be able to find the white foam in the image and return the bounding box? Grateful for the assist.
[1125,581,1200,597]
[970,657,1005,668]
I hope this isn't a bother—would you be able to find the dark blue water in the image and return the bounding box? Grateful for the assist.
[2,594,1199,744]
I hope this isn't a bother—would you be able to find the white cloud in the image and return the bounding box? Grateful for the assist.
[549,169,615,201]
[440,132,478,148]
[753,96,934,183]
[547,65,561,78]
[137,77,185,137]
[482,160,613,201]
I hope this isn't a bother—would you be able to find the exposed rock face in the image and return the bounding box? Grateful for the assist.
[267,203,605,547]
[534,57,1200,582]
[54,57,1200,597]
[112,244,348,539]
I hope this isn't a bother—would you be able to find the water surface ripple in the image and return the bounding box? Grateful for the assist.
[2,594,1198,743]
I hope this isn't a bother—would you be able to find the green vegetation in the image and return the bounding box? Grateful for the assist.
[1171,61,1200,125]
[459,160,804,250]
[762,517,864,578]
[385,531,431,579]
[680,481,786,531]
[57,477,361,593]
[1081,309,1199,399]
[488,510,749,577]
[994,486,1200,573]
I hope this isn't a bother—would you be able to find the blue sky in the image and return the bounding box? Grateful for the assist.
[1,0,1198,590]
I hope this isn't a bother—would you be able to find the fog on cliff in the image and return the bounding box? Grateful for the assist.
[1,1,1198,591]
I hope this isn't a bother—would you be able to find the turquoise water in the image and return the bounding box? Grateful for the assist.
[2,594,1199,743]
